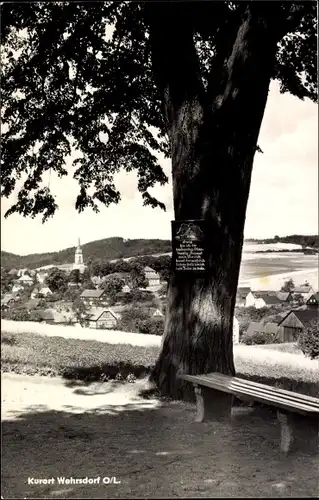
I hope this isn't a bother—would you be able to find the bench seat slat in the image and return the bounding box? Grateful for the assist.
[195,375,319,409]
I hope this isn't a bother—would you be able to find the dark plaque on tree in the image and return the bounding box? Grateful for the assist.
[171,220,207,274]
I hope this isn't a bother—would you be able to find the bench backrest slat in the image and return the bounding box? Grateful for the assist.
[196,374,319,408]
[206,373,319,405]
[193,378,318,412]
[178,373,319,415]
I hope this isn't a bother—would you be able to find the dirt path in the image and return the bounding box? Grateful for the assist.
[2,373,318,499]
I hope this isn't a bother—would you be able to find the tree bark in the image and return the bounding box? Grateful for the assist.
[145,3,286,399]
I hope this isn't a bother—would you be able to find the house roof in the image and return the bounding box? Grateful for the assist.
[144,266,156,272]
[87,308,117,321]
[246,322,281,336]
[237,287,251,293]
[253,291,277,298]
[306,292,319,304]
[236,287,251,299]
[276,292,291,301]
[255,294,281,305]
[292,286,313,294]
[18,275,33,282]
[278,309,318,327]
[80,289,105,298]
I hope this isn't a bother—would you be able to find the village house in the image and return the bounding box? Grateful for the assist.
[306,292,319,307]
[253,292,282,309]
[8,268,18,276]
[277,309,318,343]
[291,285,315,303]
[80,288,108,306]
[18,274,33,285]
[86,308,118,329]
[236,287,255,308]
[144,266,161,287]
[122,284,131,293]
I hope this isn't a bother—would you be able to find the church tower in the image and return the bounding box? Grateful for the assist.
[74,237,83,265]
[73,237,86,272]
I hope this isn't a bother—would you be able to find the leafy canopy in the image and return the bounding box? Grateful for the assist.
[1,2,317,221]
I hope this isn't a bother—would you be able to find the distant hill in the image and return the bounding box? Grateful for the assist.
[245,234,318,248]
[1,234,317,270]
[0,238,172,270]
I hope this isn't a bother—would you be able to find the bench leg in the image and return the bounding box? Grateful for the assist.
[194,384,232,423]
[277,411,294,454]
[277,410,319,455]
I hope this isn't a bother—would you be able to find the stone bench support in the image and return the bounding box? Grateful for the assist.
[194,384,232,423]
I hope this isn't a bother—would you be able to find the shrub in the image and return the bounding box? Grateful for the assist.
[241,330,280,345]
[138,318,164,336]
[4,309,31,322]
[298,321,319,359]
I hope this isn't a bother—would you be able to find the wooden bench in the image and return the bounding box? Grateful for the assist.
[178,372,319,454]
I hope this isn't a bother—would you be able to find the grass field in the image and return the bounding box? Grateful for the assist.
[2,330,318,396]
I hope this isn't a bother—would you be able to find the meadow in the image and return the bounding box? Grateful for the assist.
[2,329,318,397]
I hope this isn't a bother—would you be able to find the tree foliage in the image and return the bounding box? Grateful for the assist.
[69,268,80,284]
[44,267,68,293]
[281,278,295,293]
[1,2,317,221]
[298,321,319,360]
[101,275,124,299]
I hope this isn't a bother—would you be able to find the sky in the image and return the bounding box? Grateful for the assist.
[1,80,318,256]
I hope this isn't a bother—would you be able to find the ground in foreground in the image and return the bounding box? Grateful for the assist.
[2,373,318,499]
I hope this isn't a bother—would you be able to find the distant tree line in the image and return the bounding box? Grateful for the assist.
[88,255,171,282]
[0,238,172,270]
[246,235,318,248]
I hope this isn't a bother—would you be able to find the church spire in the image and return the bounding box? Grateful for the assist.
[74,236,83,265]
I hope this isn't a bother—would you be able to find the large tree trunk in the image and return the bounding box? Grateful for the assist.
[145,3,285,399]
